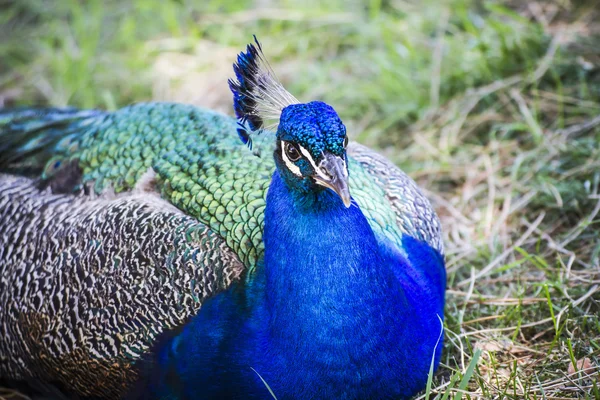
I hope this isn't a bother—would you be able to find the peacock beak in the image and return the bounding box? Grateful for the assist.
[313,153,351,208]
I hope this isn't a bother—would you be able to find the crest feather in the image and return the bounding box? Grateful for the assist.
[228,36,299,148]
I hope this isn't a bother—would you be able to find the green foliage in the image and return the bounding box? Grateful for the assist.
[2,0,546,119]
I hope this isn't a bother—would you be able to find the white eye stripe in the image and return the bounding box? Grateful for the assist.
[339,158,348,178]
[297,145,330,181]
[280,141,302,177]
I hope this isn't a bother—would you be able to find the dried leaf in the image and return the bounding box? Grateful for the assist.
[567,357,596,375]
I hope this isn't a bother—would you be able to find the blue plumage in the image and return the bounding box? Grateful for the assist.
[278,101,347,158]
[236,123,253,149]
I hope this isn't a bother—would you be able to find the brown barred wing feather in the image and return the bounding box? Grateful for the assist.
[0,173,245,398]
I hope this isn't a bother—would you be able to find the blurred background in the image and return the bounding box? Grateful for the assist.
[1,0,600,398]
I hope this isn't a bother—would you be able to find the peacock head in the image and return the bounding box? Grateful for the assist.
[228,37,351,207]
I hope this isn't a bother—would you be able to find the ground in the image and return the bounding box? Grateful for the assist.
[1,0,599,399]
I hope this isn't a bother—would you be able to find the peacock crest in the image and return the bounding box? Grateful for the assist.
[228,36,299,149]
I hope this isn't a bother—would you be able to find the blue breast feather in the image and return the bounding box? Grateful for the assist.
[130,172,446,400]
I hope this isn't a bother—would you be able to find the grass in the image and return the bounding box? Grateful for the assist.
[1,0,599,398]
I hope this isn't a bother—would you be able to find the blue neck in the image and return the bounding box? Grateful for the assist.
[134,171,443,400]
[263,171,403,331]
[255,172,417,398]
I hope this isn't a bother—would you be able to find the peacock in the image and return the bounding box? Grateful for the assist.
[0,38,446,399]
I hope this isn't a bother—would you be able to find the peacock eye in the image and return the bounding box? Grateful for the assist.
[284,142,301,162]
[343,136,348,148]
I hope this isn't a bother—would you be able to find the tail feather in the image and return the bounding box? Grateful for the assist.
[0,107,104,176]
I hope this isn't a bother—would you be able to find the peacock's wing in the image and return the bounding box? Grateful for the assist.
[0,107,103,176]
[0,104,264,398]
[0,173,244,398]
[347,142,444,255]
[0,102,443,398]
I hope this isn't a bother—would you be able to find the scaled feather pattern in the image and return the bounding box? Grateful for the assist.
[0,39,446,400]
